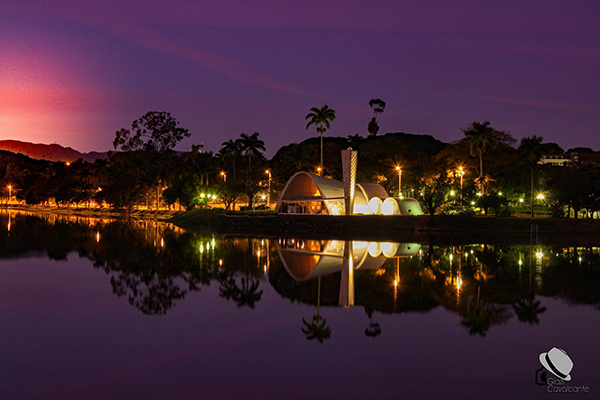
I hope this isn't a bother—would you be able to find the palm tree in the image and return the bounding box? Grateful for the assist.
[368,99,386,137]
[219,139,242,180]
[237,132,266,180]
[463,121,496,194]
[519,135,544,217]
[305,105,336,176]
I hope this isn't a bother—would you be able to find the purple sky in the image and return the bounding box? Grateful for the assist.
[1,0,599,156]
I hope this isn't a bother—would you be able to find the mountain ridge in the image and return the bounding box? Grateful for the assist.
[0,140,107,163]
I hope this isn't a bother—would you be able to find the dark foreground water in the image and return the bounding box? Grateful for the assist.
[0,211,598,400]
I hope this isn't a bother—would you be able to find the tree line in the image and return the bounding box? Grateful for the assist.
[1,107,600,218]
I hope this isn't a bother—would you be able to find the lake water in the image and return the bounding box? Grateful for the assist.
[0,211,598,399]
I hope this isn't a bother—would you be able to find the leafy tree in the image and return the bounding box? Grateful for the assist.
[113,111,190,153]
[305,105,336,175]
[112,112,190,210]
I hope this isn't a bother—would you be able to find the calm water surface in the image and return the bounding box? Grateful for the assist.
[0,211,598,399]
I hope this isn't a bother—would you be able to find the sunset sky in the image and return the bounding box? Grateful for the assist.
[1,0,599,156]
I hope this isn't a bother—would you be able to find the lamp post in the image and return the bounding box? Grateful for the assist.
[220,171,226,182]
[396,166,402,198]
[458,166,464,201]
[265,169,272,206]
[7,185,12,204]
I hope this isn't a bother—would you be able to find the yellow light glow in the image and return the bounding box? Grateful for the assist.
[537,194,545,200]
[96,232,100,243]
[477,192,482,196]
[200,193,205,198]
[200,244,204,253]
[160,238,164,247]
[518,259,522,266]
[450,190,455,196]
[536,251,543,259]
[219,259,223,266]
[519,198,524,203]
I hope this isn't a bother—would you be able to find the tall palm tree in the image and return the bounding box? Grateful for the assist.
[237,132,266,180]
[519,135,544,217]
[463,121,496,194]
[219,139,242,180]
[368,99,386,137]
[305,105,336,176]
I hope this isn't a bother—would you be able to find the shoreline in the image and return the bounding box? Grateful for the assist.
[4,206,600,245]
[1,205,180,221]
[168,210,600,246]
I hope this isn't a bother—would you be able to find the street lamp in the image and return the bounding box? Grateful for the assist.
[220,171,226,182]
[7,185,12,204]
[457,166,464,201]
[265,169,272,206]
[396,166,402,198]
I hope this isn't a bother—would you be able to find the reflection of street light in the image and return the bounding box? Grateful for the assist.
[395,166,402,198]
[220,171,226,182]
[265,169,272,206]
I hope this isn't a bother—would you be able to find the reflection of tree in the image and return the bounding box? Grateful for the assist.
[364,307,381,338]
[110,273,186,315]
[217,241,263,309]
[513,250,546,325]
[302,315,331,343]
[301,277,332,344]
[218,270,263,309]
[461,300,492,336]
[513,298,546,325]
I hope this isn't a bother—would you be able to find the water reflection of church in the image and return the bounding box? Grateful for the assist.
[275,239,420,306]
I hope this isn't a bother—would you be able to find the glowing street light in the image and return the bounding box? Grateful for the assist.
[265,169,272,206]
[537,193,545,200]
[220,171,226,182]
[7,185,12,203]
[457,166,465,201]
[396,166,402,198]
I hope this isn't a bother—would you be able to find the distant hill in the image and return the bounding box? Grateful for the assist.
[0,140,107,163]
